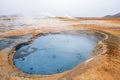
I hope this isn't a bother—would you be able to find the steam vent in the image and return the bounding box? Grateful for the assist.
[0,17,120,80]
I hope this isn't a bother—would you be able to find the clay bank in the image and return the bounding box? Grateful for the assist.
[0,17,120,80]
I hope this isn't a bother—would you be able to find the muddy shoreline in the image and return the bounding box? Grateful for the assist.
[8,30,104,74]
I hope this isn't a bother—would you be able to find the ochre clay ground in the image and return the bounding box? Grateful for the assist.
[0,17,120,80]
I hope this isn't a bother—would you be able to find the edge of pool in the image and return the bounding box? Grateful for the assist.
[0,30,120,80]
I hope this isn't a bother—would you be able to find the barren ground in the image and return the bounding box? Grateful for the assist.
[0,17,120,80]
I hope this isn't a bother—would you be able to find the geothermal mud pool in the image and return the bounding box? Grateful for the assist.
[0,17,120,80]
[13,33,99,74]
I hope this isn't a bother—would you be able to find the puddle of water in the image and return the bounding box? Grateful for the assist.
[0,39,13,50]
[14,33,99,74]
[0,35,32,50]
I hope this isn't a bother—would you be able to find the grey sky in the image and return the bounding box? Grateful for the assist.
[0,0,120,17]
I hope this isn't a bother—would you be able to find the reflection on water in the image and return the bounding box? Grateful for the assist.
[14,34,99,74]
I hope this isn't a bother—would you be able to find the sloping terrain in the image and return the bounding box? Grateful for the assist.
[104,12,120,18]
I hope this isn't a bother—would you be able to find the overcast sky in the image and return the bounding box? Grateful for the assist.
[0,0,120,17]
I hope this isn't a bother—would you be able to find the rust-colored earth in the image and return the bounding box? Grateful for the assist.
[0,17,120,80]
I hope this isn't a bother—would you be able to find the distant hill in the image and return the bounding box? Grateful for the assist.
[104,12,120,18]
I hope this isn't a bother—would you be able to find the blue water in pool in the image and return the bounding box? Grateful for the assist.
[14,33,99,74]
